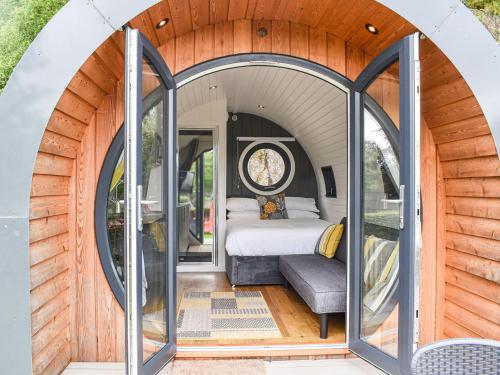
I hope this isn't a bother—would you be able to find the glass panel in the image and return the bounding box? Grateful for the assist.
[141,58,167,362]
[189,157,202,241]
[247,148,285,186]
[106,58,168,363]
[107,149,125,283]
[360,61,400,358]
[203,150,214,253]
[365,62,400,129]
[177,130,215,264]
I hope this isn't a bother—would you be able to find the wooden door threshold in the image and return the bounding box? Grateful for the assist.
[176,344,351,359]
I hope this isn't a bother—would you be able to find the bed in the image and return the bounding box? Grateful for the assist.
[225,217,331,286]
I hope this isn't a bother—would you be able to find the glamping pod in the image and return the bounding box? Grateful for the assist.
[0,0,499,374]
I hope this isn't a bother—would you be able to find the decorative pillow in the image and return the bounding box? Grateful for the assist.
[362,235,400,312]
[315,223,344,258]
[256,193,288,220]
[363,235,399,289]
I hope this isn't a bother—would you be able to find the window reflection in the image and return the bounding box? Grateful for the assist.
[360,60,400,358]
[105,90,168,360]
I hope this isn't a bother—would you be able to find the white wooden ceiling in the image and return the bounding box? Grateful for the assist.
[177,65,348,222]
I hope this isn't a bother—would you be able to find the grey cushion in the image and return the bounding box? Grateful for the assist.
[279,254,346,314]
[334,217,348,264]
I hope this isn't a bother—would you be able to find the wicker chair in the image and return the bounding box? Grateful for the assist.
[410,338,500,375]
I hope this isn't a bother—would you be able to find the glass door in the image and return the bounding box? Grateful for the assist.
[124,27,177,375]
[178,129,215,264]
[349,33,420,375]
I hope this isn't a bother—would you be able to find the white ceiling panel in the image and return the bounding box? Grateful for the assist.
[177,65,348,222]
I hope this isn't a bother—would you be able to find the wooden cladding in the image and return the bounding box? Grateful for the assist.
[164,19,357,77]
[30,171,72,375]
[417,39,500,344]
[27,22,126,374]
[28,0,500,370]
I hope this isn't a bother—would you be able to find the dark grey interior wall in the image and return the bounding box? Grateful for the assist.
[227,112,318,200]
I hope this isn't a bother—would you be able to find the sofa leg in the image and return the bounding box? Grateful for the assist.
[320,313,329,339]
[283,279,289,289]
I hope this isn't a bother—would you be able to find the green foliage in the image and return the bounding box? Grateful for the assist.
[0,0,67,93]
[463,0,500,42]
[203,150,214,196]
[464,0,500,15]
[364,141,385,193]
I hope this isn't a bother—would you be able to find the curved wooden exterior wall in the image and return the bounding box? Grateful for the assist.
[27,1,499,373]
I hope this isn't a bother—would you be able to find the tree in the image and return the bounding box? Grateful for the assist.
[463,0,500,42]
[464,0,500,15]
[0,0,67,93]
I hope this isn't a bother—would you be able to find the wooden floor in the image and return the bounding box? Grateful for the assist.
[177,272,346,347]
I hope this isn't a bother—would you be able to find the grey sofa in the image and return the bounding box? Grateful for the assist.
[279,217,347,339]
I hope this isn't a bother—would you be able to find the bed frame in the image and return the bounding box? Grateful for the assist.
[225,251,285,286]
[224,219,395,287]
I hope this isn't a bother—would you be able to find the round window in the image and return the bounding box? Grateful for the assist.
[95,88,165,310]
[247,148,285,186]
[238,141,295,195]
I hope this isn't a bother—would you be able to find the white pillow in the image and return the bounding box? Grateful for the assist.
[287,210,320,219]
[226,197,259,212]
[285,197,319,212]
[227,211,260,219]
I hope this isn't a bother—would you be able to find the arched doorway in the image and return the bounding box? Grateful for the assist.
[108,26,420,374]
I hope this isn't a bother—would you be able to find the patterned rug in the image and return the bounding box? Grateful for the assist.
[177,291,282,340]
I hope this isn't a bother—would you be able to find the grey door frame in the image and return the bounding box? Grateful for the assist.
[118,44,420,373]
[124,27,178,375]
[348,33,420,375]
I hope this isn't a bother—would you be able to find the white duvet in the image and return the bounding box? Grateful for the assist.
[225,218,331,256]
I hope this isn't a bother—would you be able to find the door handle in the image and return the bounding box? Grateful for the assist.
[117,198,158,216]
[137,185,143,231]
[380,185,405,230]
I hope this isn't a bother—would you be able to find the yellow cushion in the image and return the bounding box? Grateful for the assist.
[319,224,344,259]
[316,225,336,254]
[363,235,377,257]
[378,241,399,283]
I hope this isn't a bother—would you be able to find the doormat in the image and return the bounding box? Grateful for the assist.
[177,291,282,340]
